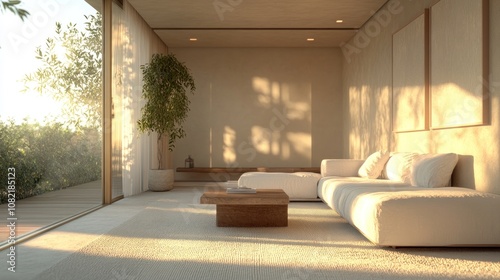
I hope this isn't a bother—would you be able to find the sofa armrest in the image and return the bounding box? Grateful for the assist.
[321,159,365,177]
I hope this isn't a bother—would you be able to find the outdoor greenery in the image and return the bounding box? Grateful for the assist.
[0,13,103,203]
[138,53,196,169]
[23,14,103,130]
[0,120,101,204]
[1,0,29,20]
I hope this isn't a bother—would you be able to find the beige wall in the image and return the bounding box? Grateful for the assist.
[342,0,500,194]
[170,48,343,180]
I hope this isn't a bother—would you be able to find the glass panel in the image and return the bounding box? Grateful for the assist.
[112,1,124,199]
[0,0,103,244]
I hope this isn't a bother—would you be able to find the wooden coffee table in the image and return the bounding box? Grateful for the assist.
[200,189,289,227]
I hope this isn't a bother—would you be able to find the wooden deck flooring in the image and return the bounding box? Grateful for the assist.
[0,180,102,242]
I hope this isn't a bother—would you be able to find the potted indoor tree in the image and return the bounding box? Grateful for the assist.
[137,53,196,191]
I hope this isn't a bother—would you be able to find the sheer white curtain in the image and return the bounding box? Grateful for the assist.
[114,1,167,197]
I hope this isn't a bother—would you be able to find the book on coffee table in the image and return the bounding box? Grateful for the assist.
[226,186,257,194]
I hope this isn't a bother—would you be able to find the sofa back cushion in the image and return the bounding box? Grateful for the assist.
[321,159,365,177]
[383,152,418,183]
[410,153,458,188]
[358,151,390,179]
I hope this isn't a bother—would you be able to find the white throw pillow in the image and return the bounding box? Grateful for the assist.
[411,153,458,188]
[358,151,390,179]
[384,152,418,183]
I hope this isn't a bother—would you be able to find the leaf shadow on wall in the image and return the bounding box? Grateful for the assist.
[217,75,313,168]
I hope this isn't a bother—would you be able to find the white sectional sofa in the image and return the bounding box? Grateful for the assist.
[239,152,500,247]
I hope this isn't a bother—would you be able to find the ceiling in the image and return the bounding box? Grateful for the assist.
[126,0,389,48]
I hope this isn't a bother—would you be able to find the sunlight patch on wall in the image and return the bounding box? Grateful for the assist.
[286,132,311,160]
[348,85,367,158]
[223,126,236,163]
[287,102,310,120]
[271,81,280,104]
[393,85,426,132]
[251,126,272,155]
[252,76,271,107]
[348,84,391,158]
[431,83,484,128]
[348,86,361,157]
[248,76,312,163]
[376,85,391,150]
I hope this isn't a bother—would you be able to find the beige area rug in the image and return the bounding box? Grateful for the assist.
[30,187,500,280]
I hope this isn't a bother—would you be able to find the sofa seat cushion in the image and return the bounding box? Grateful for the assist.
[318,177,500,247]
[238,172,322,200]
[318,176,412,212]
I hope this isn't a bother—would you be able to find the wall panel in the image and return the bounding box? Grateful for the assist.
[430,0,489,129]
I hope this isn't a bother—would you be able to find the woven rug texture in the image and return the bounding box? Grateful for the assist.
[24,188,500,280]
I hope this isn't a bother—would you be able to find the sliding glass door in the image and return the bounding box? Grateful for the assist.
[111,0,124,200]
[0,0,103,244]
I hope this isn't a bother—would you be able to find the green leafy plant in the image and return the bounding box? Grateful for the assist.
[1,0,29,21]
[23,14,102,130]
[0,120,101,203]
[137,53,195,169]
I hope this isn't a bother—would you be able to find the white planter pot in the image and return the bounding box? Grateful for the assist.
[148,169,174,192]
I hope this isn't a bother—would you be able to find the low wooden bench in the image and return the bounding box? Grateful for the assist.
[176,167,320,174]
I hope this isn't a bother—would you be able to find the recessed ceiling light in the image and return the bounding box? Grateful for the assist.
[336,19,343,23]
[189,38,198,41]
[306,38,315,41]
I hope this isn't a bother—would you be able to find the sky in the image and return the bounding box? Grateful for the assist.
[0,0,97,124]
